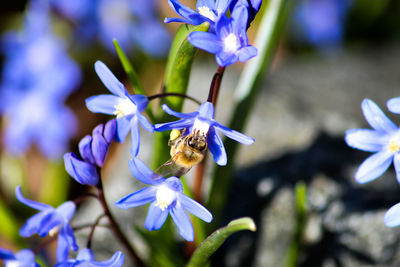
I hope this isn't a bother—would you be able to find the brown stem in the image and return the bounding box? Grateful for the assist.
[206,66,226,105]
[73,192,98,206]
[86,214,106,248]
[194,66,226,204]
[96,175,145,267]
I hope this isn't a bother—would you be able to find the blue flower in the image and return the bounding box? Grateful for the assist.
[155,101,254,166]
[165,0,232,32]
[293,0,352,50]
[0,248,39,267]
[85,61,154,156]
[230,0,262,26]
[115,157,212,241]
[345,98,400,184]
[0,1,81,159]
[188,3,257,66]
[64,120,117,185]
[55,248,124,267]
[387,97,400,114]
[16,186,78,262]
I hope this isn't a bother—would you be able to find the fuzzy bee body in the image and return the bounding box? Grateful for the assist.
[155,129,207,177]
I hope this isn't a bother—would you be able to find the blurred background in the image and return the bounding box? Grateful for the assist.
[1,0,400,266]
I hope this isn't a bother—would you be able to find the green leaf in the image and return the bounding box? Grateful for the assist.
[207,0,290,227]
[186,217,256,267]
[284,182,308,267]
[113,39,156,122]
[113,39,145,95]
[152,22,209,169]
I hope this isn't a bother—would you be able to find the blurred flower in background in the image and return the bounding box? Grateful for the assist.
[49,0,171,57]
[291,0,353,52]
[0,0,81,159]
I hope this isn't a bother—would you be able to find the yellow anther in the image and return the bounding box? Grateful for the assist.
[389,140,400,152]
[170,129,181,141]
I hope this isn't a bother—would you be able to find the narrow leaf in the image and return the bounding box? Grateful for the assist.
[186,217,256,267]
[152,22,209,169]
[208,0,290,227]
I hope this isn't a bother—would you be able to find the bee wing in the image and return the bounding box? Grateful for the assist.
[153,152,190,178]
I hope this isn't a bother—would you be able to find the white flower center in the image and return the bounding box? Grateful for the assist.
[114,98,137,118]
[49,226,60,237]
[6,260,20,267]
[224,33,239,52]
[155,185,176,211]
[192,119,210,135]
[198,6,217,21]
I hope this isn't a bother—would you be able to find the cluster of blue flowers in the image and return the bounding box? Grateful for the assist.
[0,0,81,159]
[49,0,170,57]
[166,0,260,66]
[0,0,261,265]
[345,98,400,229]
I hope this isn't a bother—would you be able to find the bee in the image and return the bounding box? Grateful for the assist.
[154,128,208,177]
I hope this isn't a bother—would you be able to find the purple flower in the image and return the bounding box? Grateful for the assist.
[55,248,124,267]
[85,61,154,156]
[188,3,257,66]
[155,101,254,166]
[64,120,117,186]
[0,248,39,267]
[115,157,212,241]
[165,0,232,32]
[16,186,78,262]
[345,99,400,183]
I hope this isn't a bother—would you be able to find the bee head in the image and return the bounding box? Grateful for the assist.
[187,133,207,152]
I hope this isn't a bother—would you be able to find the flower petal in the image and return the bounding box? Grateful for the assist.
[15,249,36,266]
[116,116,131,142]
[78,135,95,164]
[384,202,400,227]
[215,123,254,145]
[237,45,257,62]
[0,248,15,260]
[361,98,397,133]
[94,61,127,97]
[85,94,122,115]
[345,128,387,152]
[207,127,227,166]
[155,119,195,132]
[130,116,140,157]
[104,119,117,143]
[216,51,238,66]
[179,194,213,222]
[197,101,215,119]
[355,150,393,183]
[76,248,94,261]
[56,228,70,263]
[115,187,157,209]
[215,0,231,15]
[15,186,52,211]
[387,97,400,114]
[90,251,125,267]
[130,94,149,112]
[161,104,198,119]
[55,201,76,222]
[188,32,222,54]
[64,153,99,186]
[170,202,194,241]
[19,212,48,237]
[231,2,248,35]
[128,157,159,184]
[394,153,400,184]
[167,0,199,23]
[144,202,169,231]
[137,113,154,133]
[92,130,108,167]
[164,17,188,24]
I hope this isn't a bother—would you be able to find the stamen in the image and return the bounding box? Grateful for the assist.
[113,98,137,118]
[389,140,400,152]
[192,119,210,135]
[198,6,217,21]
[224,33,239,52]
[49,226,60,237]
[155,185,176,211]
